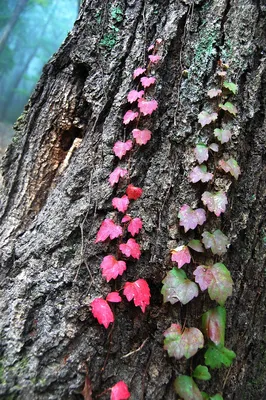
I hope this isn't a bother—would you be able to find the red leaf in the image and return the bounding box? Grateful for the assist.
[148,55,162,64]
[119,238,141,259]
[106,292,122,303]
[100,255,127,282]
[133,67,146,79]
[112,195,130,213]
[121,214,132,223]
[123,279,151,312]
[108,167,128,186]
[128,217,143,236]
[127,90,144,103]
[140,76,156,88]
[91,298,114,328]
[110,381,130,400]
[113,140,133,159]
[171,245,191,268]
[123,110,139,125]
[96,219,122,242]
[126,184,143,200]
[148,44,154,51]
[138,98,158,116]
[132,128,152,145]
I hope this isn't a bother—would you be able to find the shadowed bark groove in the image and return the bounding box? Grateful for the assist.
[0,0,266,399]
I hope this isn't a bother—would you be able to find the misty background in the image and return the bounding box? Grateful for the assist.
[0,0,78,156]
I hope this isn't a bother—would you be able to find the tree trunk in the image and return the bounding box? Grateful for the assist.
[0,0,28,55]
[0,1,265,399]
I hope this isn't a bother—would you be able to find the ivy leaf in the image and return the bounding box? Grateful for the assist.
[113,140,133,159]
[217,70,227,77]
[110,381,130,400]
[132,128,152,145]
[164,323,204,359]
[140,76,156,88]
[202,230,229,255]
[127,90,144,103]
[219,102,237,116]
[208,263,233,305]
[171,245,191,268]
[112,195,130,213]
[100,255,127,282]
[188,239,204,253]
[148,55,161,63]
[96,219,123,242]
[201,392,210,400]
[123,110,139,124]
[128,217,143,236]
[119,238,141,259]
[209,143,219,152]
[223,81,238,94]
[126,184,143,199]
[91,298,114,329]
[161,268,199,305]
[210,394,223,400]
[106,292,122,303]
[189,165,213,183]
[193,265,214,291]
[121,214,131,223]
[194,144,209,164]
[192,365,211,381]
[219,158,241,179]
[174,376,203,400]
[214,128,232,144]
[201,191,228,217]
[123,279,151,312]
[138,98,158,115]
[198,111,218,127]
[202,306,226,346]
[207,88,222,98]
[133,67,146,79]
[178,204,206,232]
[109,167,128,187]
[204,343,236,369]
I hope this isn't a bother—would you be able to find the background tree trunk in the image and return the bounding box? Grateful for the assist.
[0,1,266,399]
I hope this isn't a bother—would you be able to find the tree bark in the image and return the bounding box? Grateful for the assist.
[0,1,266,399]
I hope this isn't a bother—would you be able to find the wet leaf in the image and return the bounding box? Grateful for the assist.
[194,144,209,164]
[171,245,191,268]
[123,279,150,312]
[188,239,204,253]
[178,204,206,232]
[161,268,199,305]
[189,165,213,183]
[164,323,204,359]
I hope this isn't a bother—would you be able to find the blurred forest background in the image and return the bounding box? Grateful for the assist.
[0,0,78,157]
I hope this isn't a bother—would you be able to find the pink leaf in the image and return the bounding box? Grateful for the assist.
[123,279,151,312]
[219,158,241,179]
[106,292,122,303]
[178,204,206,232]
[138,98,158,116]
[189,165,213,183]
[217,71,227,77]
[133,67,146,79]
[128,217,143,236]
[91,298,114,329]
[208,263,233,305]
[126,184,143,200]
[119,238,141,259]
[127,90,144,103]
[207,88,222,98]
[214,128,232,143]
[198,111,218,127]
[194,144,209,164]
[110,381,130,400]
[100,255,127,282]
[140,76,156,88]
[156,38,163,44]
[108,167,128,186]
[113,140,133,159]
[193,265,214,291]
[112,195,130,213]
[123,110,139,125]
[201,191,228,216]
[161,268,199,305]
[171,245,191,268]
[132,128,152,145]
[148,55,162,64]
[96,219,123,242]
[209,143,219,152]
[148,44,154,51]
[121,214,131,223]
[202,230,229,255]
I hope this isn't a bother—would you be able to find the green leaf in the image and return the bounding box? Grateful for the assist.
[223,81,238,94]
[204,343,236,369]
[201,392,210,400]
[161,268,199,305]
[208,263,233,306]
[202,306,226,346]
[188,239,204,253]
[174,376,203,400]
[219,158,241,180]
[164,323,204,360]
[214,128,232,144]
[219,102,238,115]
[193,365,211,381]
[210,395,223,400]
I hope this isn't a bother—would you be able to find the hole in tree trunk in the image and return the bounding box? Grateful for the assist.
[60,126,83,151]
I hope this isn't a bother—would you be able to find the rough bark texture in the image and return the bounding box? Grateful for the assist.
[0,0,266,399]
